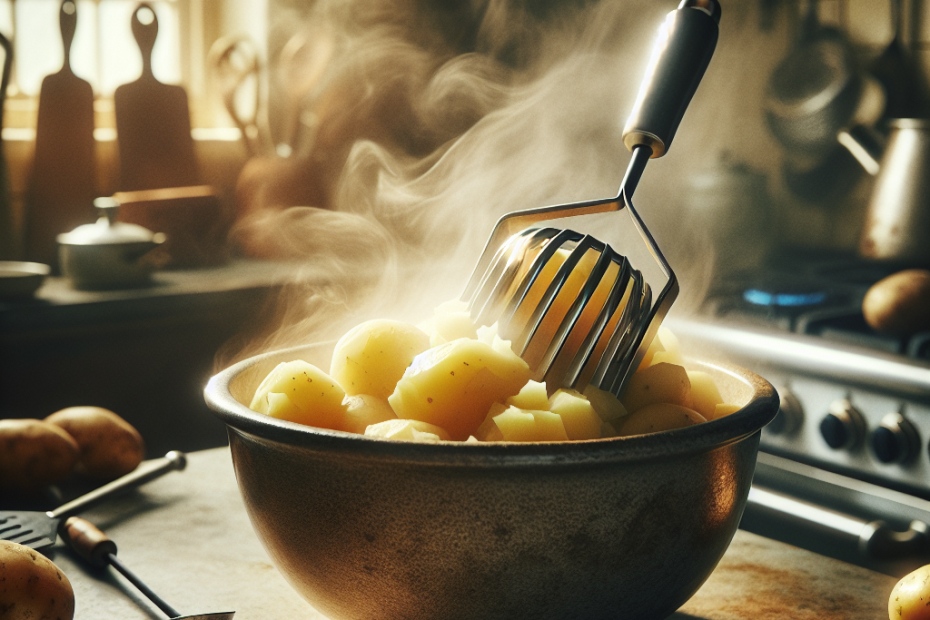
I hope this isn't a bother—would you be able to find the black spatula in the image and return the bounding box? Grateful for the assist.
[0,451,186,551]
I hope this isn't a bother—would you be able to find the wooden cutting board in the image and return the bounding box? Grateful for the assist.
[23,0,96,268]
[114,3,199,192]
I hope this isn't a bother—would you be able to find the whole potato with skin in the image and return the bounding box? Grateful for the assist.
[889,563,930,620]
[0,540,75,620]
[863,269,930,336]
[0,419,79,491]
[45,407,145,480]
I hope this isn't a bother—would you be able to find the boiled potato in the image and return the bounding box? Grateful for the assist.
[0,419,79,491]
[621,362,694,414]
[0,540,75,620]
[618,403,706,437]
[548,389,602,440]
[45,406,145,480]
[342,394,397,434]
[889,563,930,620]
[388,336,532,440]
[686,371,724,420]
[489,407,569,442]
[505,380,550,410]
[638,325,682,370]
[713,403,742,420]
[425,299,479,346]
[582,384,628,423]
[365,419,451,442]
[330,319,431,399]
[250,360,348,430]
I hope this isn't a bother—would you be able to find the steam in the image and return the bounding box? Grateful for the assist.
[220,0,778,368]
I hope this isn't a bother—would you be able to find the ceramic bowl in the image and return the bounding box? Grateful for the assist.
[205,342,778,620]
[0,261,50,299]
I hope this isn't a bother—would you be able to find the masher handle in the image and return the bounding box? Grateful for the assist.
[60,515,117,568]
[622,0,720,158]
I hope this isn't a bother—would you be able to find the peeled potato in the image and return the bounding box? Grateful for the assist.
[582,384,628,423]
[342,394,397,434]
[330,319,431,399]
[505,380,550,410]
[388,336,532,440]
[251,360,348,430]
[618,403,706,437]
[45,406,145,480]
[365,418,451,442]
[686,371,724,420]
[427,299,479,346]
[621,362,694,414]
[0,540,75,620]
[0,419,80,491]
[889,563,930,620]
[491,407,569,442]
[713,403,742,420]
[548,389,602,440]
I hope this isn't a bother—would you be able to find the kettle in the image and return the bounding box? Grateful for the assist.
[839,119,930,264]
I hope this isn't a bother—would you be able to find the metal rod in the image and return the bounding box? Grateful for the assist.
[107,552,182,619]
[617,144,653,201]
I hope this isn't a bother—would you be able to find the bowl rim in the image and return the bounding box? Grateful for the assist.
[205,341,779,467]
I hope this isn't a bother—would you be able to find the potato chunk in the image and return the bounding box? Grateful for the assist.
[686,371,724,420]
[342,395,397,434]
[505,380,550,410]
[365,419,451,442]
[491,407,569,442]
[621,362,694,414]
[388,337,532,440]
[330,319,431,399]
[618,403,706,437]
[548,389,602,440]
[250,360,348,430]
[713,403,742,420]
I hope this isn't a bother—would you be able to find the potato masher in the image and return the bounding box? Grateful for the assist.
[463,0,720,397]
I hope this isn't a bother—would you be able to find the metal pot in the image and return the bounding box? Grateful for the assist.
[57,197,166,290]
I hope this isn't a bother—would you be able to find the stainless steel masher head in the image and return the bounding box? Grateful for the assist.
[463,0,721,398]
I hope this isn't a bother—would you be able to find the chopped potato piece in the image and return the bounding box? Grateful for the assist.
[250,360,348,430]
[713,403,742,419]
[330,319,431,399]
[389,337,532,440]
[638,325,681,370]
[687,370,724,419]
[428,299,479,346]
[548,389,602,440]
[618,403,706,437]
[492,407,569,442]
[365,419,451,442]
[342,394,397,434]
[621,362,694,414]
[582,384,628,423]
[506,380,550,410]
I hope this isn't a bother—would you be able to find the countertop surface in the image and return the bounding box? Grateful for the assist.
[42,448,898,620]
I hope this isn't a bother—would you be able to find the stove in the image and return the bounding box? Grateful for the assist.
[667,251,930,576]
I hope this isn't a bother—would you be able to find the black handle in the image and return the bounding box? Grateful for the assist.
[131,3,159,79]
[49,451,187,520]
[621,0,720,158]
[60,0,77,73]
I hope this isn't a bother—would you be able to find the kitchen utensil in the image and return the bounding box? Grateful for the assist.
[208,35,272,158]
[0,450,186,551]
[870,0,925,119]
[856,119,930,264]
[462,0,719,397]
[61,516,234,620]
[115,3,199,191]
[204,340,778,620]
[23,0,96,268]
[57,196,167,290]
[0,261,50,299]
[0,32,15,260]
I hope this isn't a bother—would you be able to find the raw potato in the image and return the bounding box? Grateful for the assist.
[618,403,706,437]
[0,419,79,491]
[330,319,431,399]
[0,540,75,620]
[621,362,694,414]
[342,395,397,434]
[889,563,930,620]
[388,336,532,440]
[45,406,145,480]
[365,419,451,442]
[251,360,348,430]
[863,269,930,336]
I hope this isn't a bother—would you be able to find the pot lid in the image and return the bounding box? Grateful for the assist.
[57,197,163,245]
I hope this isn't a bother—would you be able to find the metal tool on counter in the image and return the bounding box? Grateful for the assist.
[462,0,719,397]
[0,451,186,551]
[61,516,234,620]
[0,31,15,260]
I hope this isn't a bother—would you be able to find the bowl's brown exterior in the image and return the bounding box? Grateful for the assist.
[205,342,778,620]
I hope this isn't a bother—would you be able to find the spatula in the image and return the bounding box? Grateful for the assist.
[115,3,199,191]
[23,0,96,268]
[61,516,234,619]
[0,451,186,551]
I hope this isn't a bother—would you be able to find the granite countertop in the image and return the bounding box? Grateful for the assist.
[46,448,898,620]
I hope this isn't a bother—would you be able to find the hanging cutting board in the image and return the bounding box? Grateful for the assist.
[114,3,199,192]
[23,0,96,268]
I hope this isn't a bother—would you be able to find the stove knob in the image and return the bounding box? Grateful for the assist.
[871,412,919,464]
[768,390,803,435]
[820,399,866,451]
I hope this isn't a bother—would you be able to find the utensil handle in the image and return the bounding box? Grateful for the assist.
[622,0,720,158]
[50,451,187,520]
[59,516,117,568]
[132,3,159,78]
[60,0,77,71]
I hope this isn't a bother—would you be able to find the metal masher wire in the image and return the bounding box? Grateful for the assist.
[462,0,721,398]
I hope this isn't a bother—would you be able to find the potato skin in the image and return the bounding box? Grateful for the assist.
[0,419,79,492]
[45,406,145,480]
[889,563,930,620]
[863,269,930,336]
[0,540,75,620]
